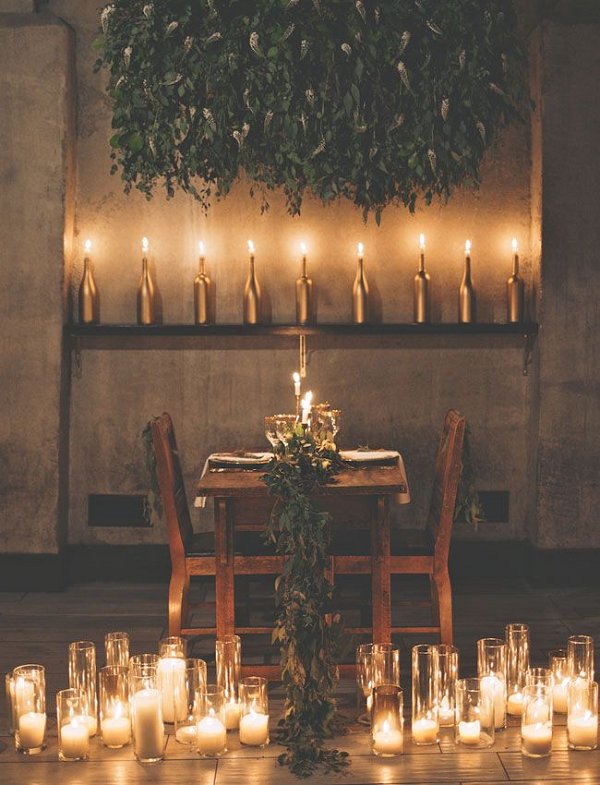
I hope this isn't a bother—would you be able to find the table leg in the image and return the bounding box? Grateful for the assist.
[371,495,391,643]
[215,497,235,637]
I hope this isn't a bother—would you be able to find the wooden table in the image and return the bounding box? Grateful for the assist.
[196,462,410,676]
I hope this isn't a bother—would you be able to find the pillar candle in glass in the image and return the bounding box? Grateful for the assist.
[13,665,46,754]
[477,638,507,730]
[56,688,90,761]
[195,685,227,757]
[174,658,207,747]
[105,632,130,669]
[567,680,598,750]
[239,676,269,747]
[68,640,98,736]
[158,636,187,724]
[356,643,400,723]
[412,644,440,745]
[526,667,552,688]
[5,671,16,735]
[216,634,242,730]
[371,685,404,757]
[130,663,165,763]
[568,635,595,683]
[99,666,131,748]
[455,678,494,748]
[435,644,459,727]
[521,684,553,758]
[505,623,529,717]
[549,649,569,714]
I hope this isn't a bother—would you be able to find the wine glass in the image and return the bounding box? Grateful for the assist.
[275,414,298,454]
[264,416,280,456]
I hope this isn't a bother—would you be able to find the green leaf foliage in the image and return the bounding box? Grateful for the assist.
[96,0,527,219]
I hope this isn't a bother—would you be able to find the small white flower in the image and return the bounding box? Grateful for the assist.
[441,97,450,121]
[123,46,132,69]
[310,139,326,158]
[397,61,410,91]
[389,113,405,130]
[249,32,263,57]
[428,148,437,173]
[355,1,366,22]
[203,107,216,131]
[299,112,307,132]
[374,6,381,24]
[142,4,153,18]
[281,23,295,41]
[427,20,443,36]
[184,36,193,51]
[399,31,411,54]
[166,21,178,35]
[300,39,310,59]
[489,82,506,96]
[100,4,114,33]
[305,88,315,105]
[206,32,222,44]
[232,129,244,149]
[341,43,352,57]
[287,0,299,8]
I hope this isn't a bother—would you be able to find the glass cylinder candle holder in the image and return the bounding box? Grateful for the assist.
[521,685,553,758]
[435,644,459,727]
[526,667,552,688]
[105,632,130,668]
[174,658,207,747]
[158,636,187,724]
[568,635,595,683]
[477,638,506,730]
[56,688,90,761]
[216,635,242,730]
[68,640,97,736]
[5,671,16,735]
[130,653,159,672]
[194,684,227,757]
[412,644,440,745]
[549,649,569,714]
[506,623,529,717]
[130,665,165,763]
[455,678,494,748]
[371,685,404,757]
[239,676,269,748]
[356,643,400,723]
[567,680,598,750]
[99,666,131,748]
[13,665,46,754]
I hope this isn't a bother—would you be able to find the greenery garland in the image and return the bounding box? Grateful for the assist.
[263,426,348,778]
[95,0,526,222]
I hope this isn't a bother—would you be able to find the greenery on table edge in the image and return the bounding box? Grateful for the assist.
[263,426,349,778]
[95,0,527,222]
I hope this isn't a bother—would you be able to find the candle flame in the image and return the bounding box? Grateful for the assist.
[512,237,519,254]
[305,390,313,405]
[382,720,391,733]
[465,239,472,255]
[84,239,92,254]
[300,241,307,255]
[357,242,364,257]
[142,236,149,253]
[293,372,300,383]
[247,240,255,255]
[419,233,426,251]
[198,240,205,255]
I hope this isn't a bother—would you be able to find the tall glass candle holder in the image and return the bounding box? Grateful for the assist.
[356,643,400,723]
[130,664,165,763]
[99,666,131,748]
[13,664,46,754]
[435,644,459,727]
[158,636,187,724]
[105,632,130,668]
[174,658,207,747]
[56,688,90,761]
[195,684,227,757]
[216,635,242,730]
[239,676,269,747]
[521,685,552,758]
[567,680,598,750]
[549,649,569,714]
[506,623,529,717]
[412,644,440,745]
[68,640,97,736]
[371,685,404,757]
[568,635,595,682]
[5,671,16,735]
[455,678,494,748]
[477,638,506,730]
[526,667,552,688]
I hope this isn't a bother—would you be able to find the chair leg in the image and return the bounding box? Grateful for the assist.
[168,567,190,637]
[432,569,453,645]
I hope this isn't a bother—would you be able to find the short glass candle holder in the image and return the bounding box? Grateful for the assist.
[506,623,529,717]
[568,635,595,682]
[371,685,404,757]
[412,644,440,745]
[526,667,552,688]
[356,643,400,724]
[549,649,569,714]
[216,635,242,730]
[130,665,165,763]
[195,684,227,757]
[239,676,269,747]
[105,632,130,668]
[567,680,598,750]
[455,678,494,748]
[158,636,187,724]
[129,653,159,672]
[521,685,553,758]
[99,666,131,748]
[435,644,459,727]
[13,664,46,755]
[477,638,506,730]
[174,658,207,747]
[5,671,16,735]
[68,640,98,736]
[56,688,90,761]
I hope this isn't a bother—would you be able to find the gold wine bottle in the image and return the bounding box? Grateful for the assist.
[79,240,100,324]
[296,244,313,325]
[413,233,431,323]
[507,238,524,323]
[243,240,261,325]
[458,240,476,324]
[194,241,212,325]
[137,237,156,325]
[352,242,369,324]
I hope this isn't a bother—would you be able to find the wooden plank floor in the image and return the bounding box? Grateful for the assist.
[1,577,599,784]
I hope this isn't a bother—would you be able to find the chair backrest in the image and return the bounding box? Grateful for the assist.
[150,413,193,563]
[426,409,467,560]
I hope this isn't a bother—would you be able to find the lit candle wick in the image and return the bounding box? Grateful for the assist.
[247,240,255,256]
[512,237,519,255]
[465,239,472,257]
[84,239,92,255]
[357,242,364,258]
[198,240,205,257]
[419,233,426,252]
[142,236,149,256]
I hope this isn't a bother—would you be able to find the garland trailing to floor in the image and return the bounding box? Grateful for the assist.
[263,428,348,778]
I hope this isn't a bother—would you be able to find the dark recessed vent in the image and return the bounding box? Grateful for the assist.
[88,494,150,528]
[478,491,510,524]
